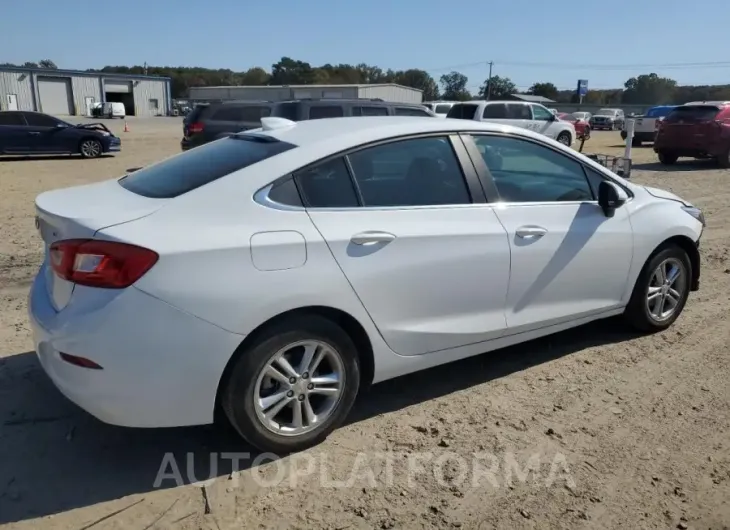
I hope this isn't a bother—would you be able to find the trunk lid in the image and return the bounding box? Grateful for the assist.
[35,178,166,311]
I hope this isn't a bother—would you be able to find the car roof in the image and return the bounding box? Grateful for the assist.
[682,101,730,107]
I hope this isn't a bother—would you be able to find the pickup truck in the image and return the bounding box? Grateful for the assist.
[621,105,677,146]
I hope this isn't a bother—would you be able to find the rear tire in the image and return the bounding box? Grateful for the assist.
[222,314,361,454]
[624,245,691,332]
[657,151,678,165]
[717,148,730,169]
[556,131,572,146]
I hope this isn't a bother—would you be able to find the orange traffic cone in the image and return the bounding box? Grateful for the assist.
[123,121,129,133]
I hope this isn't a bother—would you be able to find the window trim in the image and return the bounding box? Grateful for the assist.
[255,132,489,212]
[460,131,634,205]
[393,106,432,117]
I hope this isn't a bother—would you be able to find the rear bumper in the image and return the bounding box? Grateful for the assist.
[28,263,242,428]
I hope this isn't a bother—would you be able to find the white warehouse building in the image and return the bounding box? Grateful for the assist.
[0,67,172,117]
[188,84,423,104]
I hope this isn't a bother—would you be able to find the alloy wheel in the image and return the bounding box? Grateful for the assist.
[645,257,686,322]
[253,340,345,436]
[81,140,101,158]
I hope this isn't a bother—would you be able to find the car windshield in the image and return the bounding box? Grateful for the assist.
[595,109,615,116]
[559,114,576,122]
[119,134,297,198]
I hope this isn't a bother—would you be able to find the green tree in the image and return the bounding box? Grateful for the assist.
[270,57,317,85]
[38,59,57,69]
[394,69,440,101]
[622,73,677,104]
[478,75,517,100]
[439,71,471,101]
[527,82,558,100]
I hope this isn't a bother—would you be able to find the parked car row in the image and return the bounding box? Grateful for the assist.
[622,105,676,146]
[29,114,705,453]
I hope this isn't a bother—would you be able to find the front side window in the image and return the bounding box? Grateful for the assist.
[352,106,389,116]
[506,104,531,120]
[119,135,296,198]
[24,113,62,127]
[446,104,478,120]
[530,105,553,121]
[295,157,359,208]
[469,135,594,203]
[309,105,344,119]
[347,136,471,207]
[434,104,452,114]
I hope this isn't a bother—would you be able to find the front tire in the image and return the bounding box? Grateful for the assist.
[624,245,691,332]
[79,139,103,158]
[222,315,361,454]
[657,151,678,165]
[556,131,572,146]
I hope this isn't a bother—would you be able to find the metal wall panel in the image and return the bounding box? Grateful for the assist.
[71,75,102,116]
[104,81,132,93]
[358,85,423,103]
[132,80,168,117]
[37,77,74,115]
[0,71,35,111]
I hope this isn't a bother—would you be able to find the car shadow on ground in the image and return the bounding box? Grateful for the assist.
[0,318,640,524]
[0,155,115,162]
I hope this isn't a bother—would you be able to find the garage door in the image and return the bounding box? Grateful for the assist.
[104,81,131,93]
[38,77,73,115]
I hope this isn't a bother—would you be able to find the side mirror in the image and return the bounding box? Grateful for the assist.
[55,123,67,128]
[598,180,628,217]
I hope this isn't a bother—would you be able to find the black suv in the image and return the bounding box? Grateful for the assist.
[181,98,435,151]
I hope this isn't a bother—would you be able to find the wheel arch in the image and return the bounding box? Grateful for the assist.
[213,306,375,423]
[77,135,103,153]
[643,235,700,291]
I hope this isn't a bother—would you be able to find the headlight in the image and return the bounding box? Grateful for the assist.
[682,206,706,226]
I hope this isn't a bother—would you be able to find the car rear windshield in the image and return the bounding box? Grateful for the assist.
[118,135,297,199]
[446,104,478,119]
[183,104,208,125]
[595,109,615,116]
[664,106,721,123]
[646,107,675,118]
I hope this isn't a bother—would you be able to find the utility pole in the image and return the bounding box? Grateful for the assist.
[486,61,494,100]
[144,62,148,76]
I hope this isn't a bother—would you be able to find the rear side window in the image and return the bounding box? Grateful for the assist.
[352,106,389,116]
[25,113,63,127]
[209,105,271,122]
[295,157,359,208]
[0,112,26,126]
[483,104,507,119]
[277,102,299,121]
[394,107,431,117]
[506,104,531,119]
[646,107,674,118]
[119,135,297,199]
[446,104,478,119]
[665,106,721,123]
[309,105,344,119]
[434,104,452,114]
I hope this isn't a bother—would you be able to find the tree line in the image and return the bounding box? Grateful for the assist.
[4,58,730,105]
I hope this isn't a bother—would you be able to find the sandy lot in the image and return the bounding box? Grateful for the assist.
[0,120,728,530]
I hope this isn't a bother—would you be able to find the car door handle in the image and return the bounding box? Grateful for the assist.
[28,132,41,136]
[350,231,396,246]
[515,226,547,239]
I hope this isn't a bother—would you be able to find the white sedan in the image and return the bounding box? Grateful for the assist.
[29,116,705,453]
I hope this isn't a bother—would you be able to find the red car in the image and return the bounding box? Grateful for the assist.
[558,113,590,140]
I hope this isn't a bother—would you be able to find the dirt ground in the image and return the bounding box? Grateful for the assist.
[0,119,728,530]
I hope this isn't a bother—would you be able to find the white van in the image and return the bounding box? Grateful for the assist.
[446,100,576,145]
[423,101,457,118]
[91,102,126,119]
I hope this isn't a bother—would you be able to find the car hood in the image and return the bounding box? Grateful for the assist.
[643,185,691,206]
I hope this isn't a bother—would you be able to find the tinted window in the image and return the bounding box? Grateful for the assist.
[119,135,297,199]
[423,103,434,110]
[24,113,61,127]
[531,105,553,121]
[183,104,208,125]
[267,177,303,207]
[0,112,26,126]
[559,114,577,122]
[309,105,344,119]
[277,102,299,121]
[469,135,593,203]
[352,106,389,116]
[209,105,270,122]
[295,157,358,208]
[506,104,531,119]
[347,137,471,207]
[434,104,452,114]
[646,107,675,118]
[595,109,615,116]
[394,107,431,117]
[665,106,721,123]
[446,104,478,119]
[483,104,507,119]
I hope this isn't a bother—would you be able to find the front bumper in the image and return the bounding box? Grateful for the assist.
[106,138,122,152]
[28,263,242,428]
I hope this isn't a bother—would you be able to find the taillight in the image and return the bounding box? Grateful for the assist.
[49,239,158,289]
[188,122,204,134]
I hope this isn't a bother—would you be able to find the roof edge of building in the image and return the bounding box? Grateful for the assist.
[190,83,423,92]
[0,66,171,81]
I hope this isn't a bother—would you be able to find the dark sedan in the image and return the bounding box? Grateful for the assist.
[0,111,121,158]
